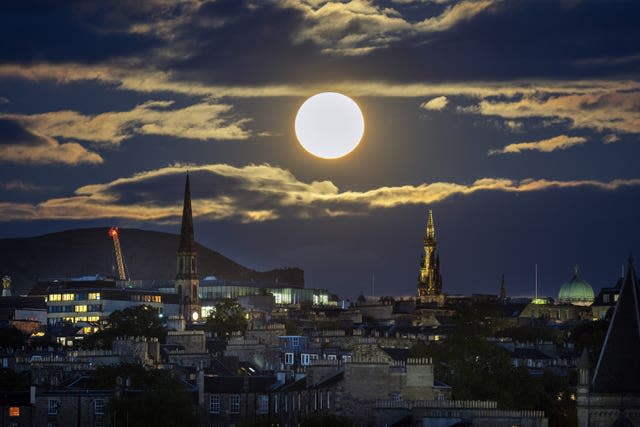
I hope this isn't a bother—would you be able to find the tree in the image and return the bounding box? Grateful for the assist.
[0,326,26,349]
[82,305,166,349]
[204,299,248,340]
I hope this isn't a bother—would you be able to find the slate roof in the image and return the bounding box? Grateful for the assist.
[204,375,276,393]
[511,348,552,360]
[380,347,411,361]
[591,258,640,393]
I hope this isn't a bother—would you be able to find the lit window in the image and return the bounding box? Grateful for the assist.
[88,293,100,300]
[209,395,220,414]
[285,353,294,365]
[62,293,75,301]
[257,395,268,414]
[94,399,104,415]
[327,354,337,361]
[274,395,279,414]
[9,406,20,417]
[49,294,61,301]
[301,354,310,366]
[75,305,88,312]
[229,395,240,414]
[48,399,58,415]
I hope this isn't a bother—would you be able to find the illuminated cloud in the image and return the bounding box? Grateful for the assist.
[415,0,495,32]
[1,62,639,143]
[602,134,620,144]
[0,119,102,165]
[278,0,497,55]
[471,90,640,135]
[421,96,448,110]
[488,135,587,155]
[1,100,252,147]
[0,163,638,223]
[2,62,637,99]
[1,180,47,192]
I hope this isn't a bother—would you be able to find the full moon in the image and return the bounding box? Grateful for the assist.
[295,92,365,159]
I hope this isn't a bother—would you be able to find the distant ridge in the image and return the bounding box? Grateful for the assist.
[0,227,304,296]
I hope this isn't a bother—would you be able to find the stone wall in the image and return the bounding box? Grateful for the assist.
[166,330,206,353]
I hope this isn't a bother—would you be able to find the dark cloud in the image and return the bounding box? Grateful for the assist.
[0,118,48,146]
[0,1,161,62]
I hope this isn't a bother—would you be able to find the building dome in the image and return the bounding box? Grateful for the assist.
[558,265,594,306]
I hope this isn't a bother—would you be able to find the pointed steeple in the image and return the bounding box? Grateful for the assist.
[425,209,436,243]
[178,173,195,253]
[500,274,506,300]
[176,173,197,280]
[591,256,640,393]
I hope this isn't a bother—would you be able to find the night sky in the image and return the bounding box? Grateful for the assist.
[1,0,639,299]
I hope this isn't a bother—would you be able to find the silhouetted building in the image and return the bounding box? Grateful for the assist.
[174,174,201,321]
[577,257,640,427]
[591,275,623,320]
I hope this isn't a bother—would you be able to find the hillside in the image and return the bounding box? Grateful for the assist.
[0,227,304,295]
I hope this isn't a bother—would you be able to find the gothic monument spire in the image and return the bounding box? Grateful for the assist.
[418,209,443,297]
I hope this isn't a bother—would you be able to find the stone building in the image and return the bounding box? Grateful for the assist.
[576,258,640,427]
[373,400,548,427]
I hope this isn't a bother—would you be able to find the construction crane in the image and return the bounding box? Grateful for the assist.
[108,227,128,281]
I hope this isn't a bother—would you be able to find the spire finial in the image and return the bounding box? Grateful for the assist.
[573,264,579,278]
[426,209,435,241]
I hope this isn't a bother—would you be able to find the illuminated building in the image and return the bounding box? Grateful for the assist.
[417,210,444,303]
[558,265,594,306]
[174,174,201,321]
[29,277,179,325]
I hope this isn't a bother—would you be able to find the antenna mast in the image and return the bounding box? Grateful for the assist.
[535,263,538,300]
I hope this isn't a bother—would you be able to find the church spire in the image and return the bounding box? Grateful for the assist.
[176,173,197,280]
[178,173,195,253]
[500,273,506,300]
[591,256,640,393]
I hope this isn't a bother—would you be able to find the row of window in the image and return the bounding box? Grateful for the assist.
[130,294,162,303]
[284,353,350,365]
[208,392,331,415]
[48,399,104,415]
[51,316,100,323]
[48,293,100,302]
[48,304,102,313]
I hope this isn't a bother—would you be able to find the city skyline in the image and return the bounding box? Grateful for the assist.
[1,1,640,298]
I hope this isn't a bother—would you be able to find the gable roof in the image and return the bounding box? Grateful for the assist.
[591,257,640,393]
